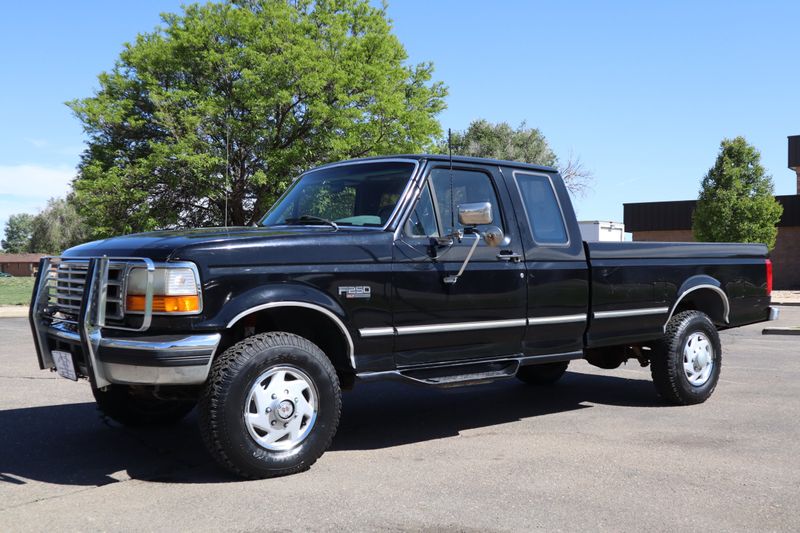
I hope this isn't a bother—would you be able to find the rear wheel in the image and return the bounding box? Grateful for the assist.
[651,310,721,405]
[516,361,569,385]
[92,385,195,427]
[198,332,341,479]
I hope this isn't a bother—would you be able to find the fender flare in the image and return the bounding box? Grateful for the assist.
[221,284,355,370]
[665,275,730,328]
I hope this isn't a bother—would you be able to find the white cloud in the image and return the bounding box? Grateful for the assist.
[0,164,76,245]
[24,138,49,148]
[56,146,86,157]
[0,164,75,198]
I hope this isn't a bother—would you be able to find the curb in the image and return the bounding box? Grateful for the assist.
[0,307,28,319]
[762,327,800,336]
[773,302,800,307]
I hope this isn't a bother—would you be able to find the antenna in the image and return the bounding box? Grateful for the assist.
[224,123,229,228]
[448,128,455,232]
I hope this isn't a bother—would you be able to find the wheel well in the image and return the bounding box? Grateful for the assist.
[671,287,728,326]
[224,306,353,376]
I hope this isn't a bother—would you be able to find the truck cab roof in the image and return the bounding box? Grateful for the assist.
[314,154,559,175]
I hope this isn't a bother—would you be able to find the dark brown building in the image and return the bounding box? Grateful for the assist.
[623,136,800,290]
[0,253,45,277]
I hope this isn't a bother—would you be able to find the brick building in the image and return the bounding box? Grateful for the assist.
[623,136,800,290]
[0,253,45,277]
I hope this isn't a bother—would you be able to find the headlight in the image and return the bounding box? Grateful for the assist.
[125,266,201,313]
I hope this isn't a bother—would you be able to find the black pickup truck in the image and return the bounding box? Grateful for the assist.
[30,155,779,478]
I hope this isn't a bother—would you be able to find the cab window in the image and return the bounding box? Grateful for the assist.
[429,168,503,234]
[514,173,568,244]
[404,183,439,237]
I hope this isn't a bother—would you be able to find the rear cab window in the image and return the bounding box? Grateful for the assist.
[513,171,568,245]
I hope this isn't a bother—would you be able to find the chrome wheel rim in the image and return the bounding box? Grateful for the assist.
[683,332,714,387]
[244,366,318,451]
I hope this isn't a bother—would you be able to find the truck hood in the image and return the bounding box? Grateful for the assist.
[62,226,346,262]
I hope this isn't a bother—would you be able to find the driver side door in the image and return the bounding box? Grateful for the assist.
[390,164,527,367]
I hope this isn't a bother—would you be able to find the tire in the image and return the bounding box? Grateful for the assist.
[198,332,341,479]
[651,310,721,405]
[92,385,195,427]
[516,361,569,385]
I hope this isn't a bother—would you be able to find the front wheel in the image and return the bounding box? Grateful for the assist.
[651,310,721,405]
[198,332,341,479]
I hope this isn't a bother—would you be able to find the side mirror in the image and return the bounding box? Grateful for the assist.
[456,202,504,248]
[458,202,493,226]
[442,202,507,284]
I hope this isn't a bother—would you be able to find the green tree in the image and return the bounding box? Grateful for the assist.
[28,198,90,254]
[693,137,783,250]
[442,119,593,195]
[1,213,35,253]
[69,0,447,237]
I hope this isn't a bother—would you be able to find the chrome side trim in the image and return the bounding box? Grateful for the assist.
[226,301,356,370]
[396,318,526,336]
[593,307,669,319]
[359,327,395,338]
[666,284,730,325]
[360,314,586,338]
[528,314,587,325]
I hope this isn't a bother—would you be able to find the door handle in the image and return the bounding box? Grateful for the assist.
[496,251,522,263]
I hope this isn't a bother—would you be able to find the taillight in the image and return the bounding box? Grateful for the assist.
[766,259,773,296]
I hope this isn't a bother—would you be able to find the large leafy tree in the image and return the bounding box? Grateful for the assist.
[1,213,35,253]
[70,0,447,236]
[443,119,593,195]
[28,198,90,254]
[693,137,783,250]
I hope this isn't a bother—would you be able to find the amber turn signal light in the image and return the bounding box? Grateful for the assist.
[126,295,200,313]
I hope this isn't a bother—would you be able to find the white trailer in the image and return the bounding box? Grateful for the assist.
[578,220,625,242]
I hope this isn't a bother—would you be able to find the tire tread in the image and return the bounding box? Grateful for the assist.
[198,332,341,479]
[651,310,720,405]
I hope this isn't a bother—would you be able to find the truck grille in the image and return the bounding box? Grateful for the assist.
[46,260,125,322]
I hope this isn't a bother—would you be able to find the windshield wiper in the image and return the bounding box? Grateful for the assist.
[283,215,339,230]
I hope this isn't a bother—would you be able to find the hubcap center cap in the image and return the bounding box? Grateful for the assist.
[276,399,295,420]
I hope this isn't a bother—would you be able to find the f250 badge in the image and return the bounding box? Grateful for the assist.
[338,286,371,299]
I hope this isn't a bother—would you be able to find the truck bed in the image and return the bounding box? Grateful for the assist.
[584,240,771,348]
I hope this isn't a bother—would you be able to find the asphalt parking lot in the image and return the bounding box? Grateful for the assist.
[1,309,798,532]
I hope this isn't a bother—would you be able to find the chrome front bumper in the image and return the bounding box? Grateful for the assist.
[769,306,781,321]
[30,256,219,387]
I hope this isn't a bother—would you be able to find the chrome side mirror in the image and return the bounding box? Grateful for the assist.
[458,202,493,226]
[442,202,507,285]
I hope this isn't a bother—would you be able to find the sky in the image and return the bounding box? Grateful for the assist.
[1,0,799,243]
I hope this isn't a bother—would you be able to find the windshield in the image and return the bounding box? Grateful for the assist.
[261,161,415,228]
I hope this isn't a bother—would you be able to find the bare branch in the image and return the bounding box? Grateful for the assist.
[559,150,594,198]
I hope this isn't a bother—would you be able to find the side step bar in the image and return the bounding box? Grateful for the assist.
[357,351,582,388]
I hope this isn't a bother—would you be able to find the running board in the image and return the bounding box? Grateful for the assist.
[356,351,584,388]
[358,359,520,388]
